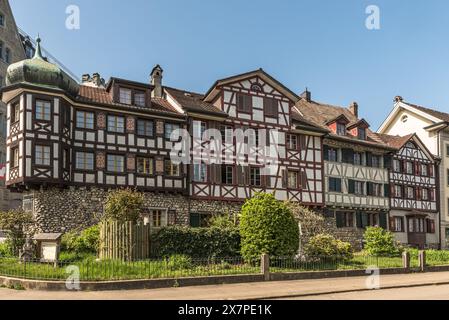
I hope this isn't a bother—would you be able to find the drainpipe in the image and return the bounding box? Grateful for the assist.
[435,125,447,249]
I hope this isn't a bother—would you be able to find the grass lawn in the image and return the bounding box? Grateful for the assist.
[1,250,448,281]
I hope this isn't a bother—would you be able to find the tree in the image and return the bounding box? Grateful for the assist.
[363,226,402,257]
[103,189,144,223]
[239,193,299,261]
[0,209,34,255]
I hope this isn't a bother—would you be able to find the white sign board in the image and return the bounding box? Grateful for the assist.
[41,242,58,261]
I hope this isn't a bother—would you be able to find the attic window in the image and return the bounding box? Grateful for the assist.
[358,128,367,140]
[401,115,408,123]
[251,84,263,92]
[337,123,346,136]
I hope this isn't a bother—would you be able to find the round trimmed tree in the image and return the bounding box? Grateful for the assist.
[239,193,299,261]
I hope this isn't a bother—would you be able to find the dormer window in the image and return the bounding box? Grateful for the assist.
[119,88,132,105]
[358,127,366,140]
[337,123,346,136]
[134,91,145,107]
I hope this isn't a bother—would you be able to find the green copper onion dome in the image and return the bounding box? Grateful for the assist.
[6,36,79,97]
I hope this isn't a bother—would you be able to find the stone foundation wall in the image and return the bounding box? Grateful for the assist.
[29,187,244,233]
[323,217,365,251]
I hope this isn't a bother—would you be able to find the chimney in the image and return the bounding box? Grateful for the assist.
[394,96,403,103]
[349,102,359,118]
[92,73,102,87]
[150,64,164,98]
[300,88,311,102]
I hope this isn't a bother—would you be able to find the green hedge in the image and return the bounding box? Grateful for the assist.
[152,226,241,258]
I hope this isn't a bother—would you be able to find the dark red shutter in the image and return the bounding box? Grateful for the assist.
[300,170,308,189]
[389,217,395,231]
[282,170,287,188]
[429,164,434,177]
[431,189,435,201]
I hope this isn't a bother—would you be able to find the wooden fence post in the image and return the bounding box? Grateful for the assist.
[418,250,426,272]
[402,251,410,270]
[261,254,270,281]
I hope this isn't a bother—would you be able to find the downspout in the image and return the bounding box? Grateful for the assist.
[435,125,447,249]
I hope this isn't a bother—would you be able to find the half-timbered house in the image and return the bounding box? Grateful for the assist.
[298,96,395,249]
[0,39,327,232]
[378,133,440,249]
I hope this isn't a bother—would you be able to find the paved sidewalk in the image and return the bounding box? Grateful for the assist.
[2,271,449,300]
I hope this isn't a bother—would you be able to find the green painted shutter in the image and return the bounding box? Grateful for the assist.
[356,212,363,228]
[190,213,200,228]
[379,213,388,229]
[384,184,390,197]
[336,212,344,228]
[323,145,330,161]
[348,180,355,194]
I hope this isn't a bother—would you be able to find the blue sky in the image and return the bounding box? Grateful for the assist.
[9,0,449,129]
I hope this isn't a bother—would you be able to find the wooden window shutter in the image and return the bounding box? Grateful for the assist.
[348,179,355,194]
[416,187,421,200]
[215,164,222,184]
[379,213,388,229]
[367,182,373,196]
[244,166,250,185]
[282,170,288,188]
[323,145,330,161]
[356,212,363,229]
[336,212,344,228]
[300,170,307,189]
[237,94,244,111]
[384,184,391,198]
[429,164,434,177]
[390,184,395,197]
[336,178,342,193]
[389,217,395,231]
[190,213,200,228]
[415,162,420,175]
[366,152,373,167]
[299,135,307,150]
[431,189,436,201]
[236,165,243,185]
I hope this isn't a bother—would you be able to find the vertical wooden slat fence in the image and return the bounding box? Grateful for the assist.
[99,220,151,261]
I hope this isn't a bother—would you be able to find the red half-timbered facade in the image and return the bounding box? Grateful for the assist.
[380,133,440,249]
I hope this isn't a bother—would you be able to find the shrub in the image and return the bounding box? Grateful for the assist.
[61,225,100,255]
[239,193,299,261]
[0,209,34,255]
[363,226,402,257]
[0,241,12,257]
[103,189,144,223]
[304,234,353,260]
[166,254,192,270]
[152,226,241,258]
[209,213,239,229]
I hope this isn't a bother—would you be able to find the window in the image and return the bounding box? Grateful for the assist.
[190,213,211,228]
[119,88,132,105]
[5,48,10,64]
[247,128,259,147]
[165,160,180,176]
[193,163,207,182]
[75,152,94,170]
[406,186,414,199]
[287,134,298,150]
[107,154,125,173]
[35,100,51,121]
[264,98,278,117]
[327,147,338,162]
[421,164,428,177]
[393,159,401,173]
[405,162,413,174]
[0,14,4,27]
[394,185,402,198]
[134,91,145,107]
[108,115,125,133]
[422,188,429,201]
[367,213,379,227]
[354,152,363,166]
[408,217,425,233]
[11,147,19,168]
[137,119,154,137]
[371,155,381,168]
[35,145,50,166]
[446,145,449,157]
[337,212,354,228]
[137,157,153,175]
[427,219,436,234]
[358,128,366,140]
[165,123,180,139]
[393,217,404,232]
[250,167,261,186]
[370,183,382,197]
[336,123,346,136]
[401,115,408,123]
[0,41,3,60]
[222,166,233,184]
[193,121,206,139]
[288,171,298,189]
[11,102,20,123]
[354,181,364,195]
[147,210,167,228]
[76,111,94,129]
[221,126,233,144]
[237,94,252,113]
[329,177,342,192]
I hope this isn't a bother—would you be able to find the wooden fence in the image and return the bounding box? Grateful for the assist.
[99,221,151,261]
